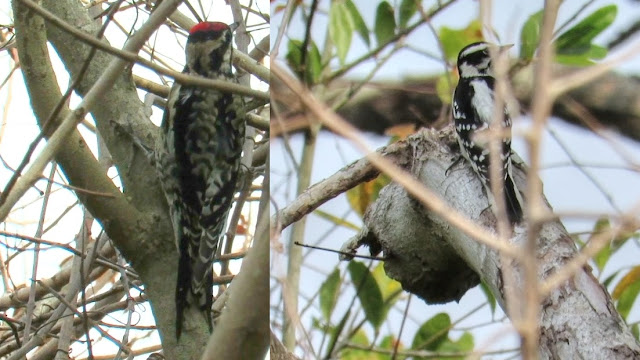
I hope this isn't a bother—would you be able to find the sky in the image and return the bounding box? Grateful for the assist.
[271,0,640,358]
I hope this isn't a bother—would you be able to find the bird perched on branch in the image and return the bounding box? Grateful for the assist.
[452,41,524,224]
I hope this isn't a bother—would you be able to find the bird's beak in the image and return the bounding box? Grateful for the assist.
[487,43,513,57]
[498,44,514,53]
[229,22,240,32]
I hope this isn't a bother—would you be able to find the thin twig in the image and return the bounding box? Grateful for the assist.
[521,2,561,358]
[13,0,268,99]
[293,241,384,261]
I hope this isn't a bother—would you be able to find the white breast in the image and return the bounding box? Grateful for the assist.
[470,80,495,125]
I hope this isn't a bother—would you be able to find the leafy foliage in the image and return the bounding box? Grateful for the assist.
[590,217,632,273]
[314,209,361,231]
[436,71,455,105]
[346,174,391,217]
[348,261,385,330]
[329,0,355,64]
[411,313,474,358]
[412,313,452,351]
[372,262,402,302]
[613,266,640,319]
[520,10,543,60]
[554,5,616,65]
[518,5,616,65]
[374,1,396,46]
[346,0,370,47]
[286,39,323,84]
[439,20,484,62]
[398,0,418,29]
[320,268,343,321]
[480,281,497,314]
[340,330,385,360]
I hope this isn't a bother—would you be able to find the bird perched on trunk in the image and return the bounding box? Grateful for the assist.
[155,21,245,339]
[452,41,523,224]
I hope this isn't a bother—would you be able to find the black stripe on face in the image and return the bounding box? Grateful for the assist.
[458,43,490,67]
[456,42,494,77]
[188,29,226,43]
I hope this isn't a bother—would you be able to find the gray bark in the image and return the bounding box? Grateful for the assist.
[343,128,640,358]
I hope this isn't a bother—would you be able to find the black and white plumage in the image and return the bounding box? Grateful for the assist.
[155,21,245,338]
[452,41,523,224]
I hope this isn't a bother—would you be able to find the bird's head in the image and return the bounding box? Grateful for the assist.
[456,41,512,78]
[185,21,238,76]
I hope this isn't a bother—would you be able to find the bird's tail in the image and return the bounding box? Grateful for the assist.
[175,247,215,339]
[175,242,192,340]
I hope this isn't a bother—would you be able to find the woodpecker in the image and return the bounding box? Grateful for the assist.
[452,42,523,224]
[155,21,245,338]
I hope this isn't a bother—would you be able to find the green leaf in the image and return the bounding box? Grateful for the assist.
[374,1,396,46]
[520,10,543,60]
[439,20,484,61]
[306,41,323,84]
[346,174,391,218]
[589,44,608,59]
[436,71,455,105]
[480,281,497,314]
[454,332,474,351]
[615,274,640,319]
[436,332,474,357]
[433,334,474,360]
[632,323,639,341]
[319,268,342,321]
[348,261,385,330]
[341,329,384,360]
[285,39,304,78]
[350,329,370,345]
[345,0,370,47]
[555,44,609,65]
[312,316,335,333]
[372,263,402,327]
[399,0,418,28]
[613,267,640,297]
[285,39,323,83]
[603,270,621,288]
[593,218,613,271]
[411,313,451,351]
[314,209,361,231]
[591,217,633,271]
[555,5,617,56]
[311,316,323,330]
[372,262,402,302]
[330,0,354,64]
[379,334,399,350]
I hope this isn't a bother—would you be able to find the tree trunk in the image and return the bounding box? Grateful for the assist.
[343,128,640,359]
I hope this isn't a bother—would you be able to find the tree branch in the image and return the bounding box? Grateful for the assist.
[343,129,640,359]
